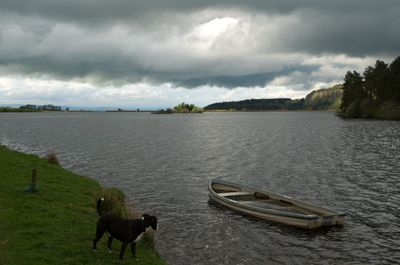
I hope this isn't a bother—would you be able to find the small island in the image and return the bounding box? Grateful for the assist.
[152,102,204,114]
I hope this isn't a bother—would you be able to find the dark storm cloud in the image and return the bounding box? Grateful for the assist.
[1,0,397,23]
[274,8,400,56]
[177,65,319,88]
[0,56,144,84]
[0,0,399,88]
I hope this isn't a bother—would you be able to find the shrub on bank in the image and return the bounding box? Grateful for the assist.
[375,101,400,120]
[46,151,60,165]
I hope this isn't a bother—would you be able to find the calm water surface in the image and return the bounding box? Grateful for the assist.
[1,112,399,265]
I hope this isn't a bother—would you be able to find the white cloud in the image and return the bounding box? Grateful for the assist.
[190,17,238,41]
[1,1,399,106]
[0,74,336,108]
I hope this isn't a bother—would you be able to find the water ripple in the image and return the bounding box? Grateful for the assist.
[1,112,400,265]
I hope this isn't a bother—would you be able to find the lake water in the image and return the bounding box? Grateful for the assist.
[1,112,399,265]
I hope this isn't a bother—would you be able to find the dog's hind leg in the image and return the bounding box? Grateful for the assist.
[119,241,128,260]
[130,242,137,258]
[107,236,113,253]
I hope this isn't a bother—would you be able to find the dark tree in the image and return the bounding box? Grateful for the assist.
[340,56,400,119]
[340,71,364,117]
[389,56,400,103]
[363,66,375,101]
[372,60,390,103]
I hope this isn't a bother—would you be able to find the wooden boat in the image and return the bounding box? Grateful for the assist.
[208,179,345,229]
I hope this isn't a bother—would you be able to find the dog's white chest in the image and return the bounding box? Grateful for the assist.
[134,232,144,243]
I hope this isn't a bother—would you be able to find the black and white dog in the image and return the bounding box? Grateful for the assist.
[93,198,158,260]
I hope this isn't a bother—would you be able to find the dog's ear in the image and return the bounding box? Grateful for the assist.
[142,214,150,219]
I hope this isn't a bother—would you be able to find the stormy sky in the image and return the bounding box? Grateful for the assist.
[1,0,399,108]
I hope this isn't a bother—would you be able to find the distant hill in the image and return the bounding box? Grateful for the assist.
[204,85,343,111]
[204,98,304,111]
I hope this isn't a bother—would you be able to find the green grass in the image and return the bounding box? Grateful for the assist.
[0,145,167,265]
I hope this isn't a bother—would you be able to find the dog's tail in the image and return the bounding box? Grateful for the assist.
[96,197,105,216]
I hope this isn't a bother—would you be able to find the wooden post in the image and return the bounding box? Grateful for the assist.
[31,169,37,191]
[25,168,38,192]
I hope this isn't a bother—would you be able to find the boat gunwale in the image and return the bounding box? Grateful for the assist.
[208,179,345,220]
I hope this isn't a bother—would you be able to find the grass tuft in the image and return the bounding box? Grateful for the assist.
[46,151,60,165]
[96,187,126,217]
[141,233,156,251]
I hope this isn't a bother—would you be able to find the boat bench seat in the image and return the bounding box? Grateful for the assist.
[243,201,290,209]
[242,201,306,214]
[218,191,253,197]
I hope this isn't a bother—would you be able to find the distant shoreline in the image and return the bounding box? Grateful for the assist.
[1,109,337,114]
[0,109,338,113]
[204,109,336,113]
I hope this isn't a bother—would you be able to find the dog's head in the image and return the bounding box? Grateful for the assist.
[142,214,157,230]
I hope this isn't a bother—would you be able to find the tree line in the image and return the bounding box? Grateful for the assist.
[340,56,400,119]
[0,104,64,112]
[205,98,303,111]
[204,86,342,111]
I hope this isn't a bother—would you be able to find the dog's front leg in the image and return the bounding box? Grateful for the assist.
[119,241,128,260]
[93,230,104,250]
[107,236,113,253]
[130,242,137,258]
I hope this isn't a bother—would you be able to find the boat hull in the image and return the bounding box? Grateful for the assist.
[208,179,345,229]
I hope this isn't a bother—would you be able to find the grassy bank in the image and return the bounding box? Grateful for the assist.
[0,145,166,265]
